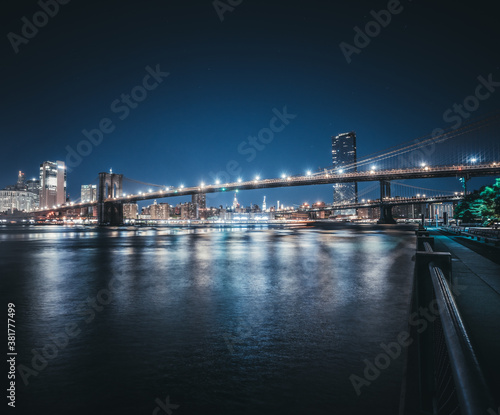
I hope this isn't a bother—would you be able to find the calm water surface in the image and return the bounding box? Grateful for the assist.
[1,225,415,414]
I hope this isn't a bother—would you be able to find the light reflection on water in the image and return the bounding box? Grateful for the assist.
[1,225,415,415]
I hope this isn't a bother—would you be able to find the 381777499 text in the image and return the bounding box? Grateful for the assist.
[7,303,16,408]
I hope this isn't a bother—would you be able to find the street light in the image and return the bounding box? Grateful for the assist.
[281,173,286,179]
[237,178,242,183]
[338,169,344,174]
[306,170,311,176]
[180,184,184,189]
[215,179,220,185]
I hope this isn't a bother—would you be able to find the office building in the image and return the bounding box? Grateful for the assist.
[81,184,97,203]
[39,161,66,209]
[332,132,358,215]
[192,193,206,209]
[191,193,206,219]
[0,171,37,213]
[0,190,35,213]
[123,203,138,219]
[149,201,171,220]
[26,178,40,208]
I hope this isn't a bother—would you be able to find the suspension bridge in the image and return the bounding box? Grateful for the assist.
[32,113,500,225]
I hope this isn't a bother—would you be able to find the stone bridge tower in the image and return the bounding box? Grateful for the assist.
[97,171,124,226]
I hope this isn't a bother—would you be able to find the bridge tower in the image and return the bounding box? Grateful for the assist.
[97,171,124,226]
[377,180,396,224]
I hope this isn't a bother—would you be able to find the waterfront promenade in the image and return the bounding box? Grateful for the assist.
[431,228,500,405]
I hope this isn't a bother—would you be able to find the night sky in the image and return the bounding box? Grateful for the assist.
[2,0,499,207]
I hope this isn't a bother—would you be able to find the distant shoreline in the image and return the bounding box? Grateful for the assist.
[0,220,419,231]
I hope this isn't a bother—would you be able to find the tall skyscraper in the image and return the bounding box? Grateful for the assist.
[39,161,67,209]
[26,178,41,208]
[16,171,26,190]
[332,132,358,215]
[81,184,97,203]
[191,193,206,219]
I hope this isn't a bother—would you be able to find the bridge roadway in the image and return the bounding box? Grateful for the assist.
[34,162,500,214]
[303,195,463,212]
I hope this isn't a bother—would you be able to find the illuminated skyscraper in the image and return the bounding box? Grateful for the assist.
[39,161,66,209]
[16,171,26,190]
[332,132,358,215]
[26,178,40,208]
[191,193,206,219]
[81,184,97,203]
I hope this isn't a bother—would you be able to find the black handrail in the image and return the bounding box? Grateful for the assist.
[428,265,496,414]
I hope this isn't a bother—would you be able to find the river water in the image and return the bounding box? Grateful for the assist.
[1,224,415,414]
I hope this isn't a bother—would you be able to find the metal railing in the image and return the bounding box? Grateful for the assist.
[442,226,500,244]
[411,234,496,414]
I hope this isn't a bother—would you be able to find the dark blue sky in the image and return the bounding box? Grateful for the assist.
[2,0,499,207]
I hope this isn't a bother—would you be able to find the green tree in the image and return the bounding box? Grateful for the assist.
[454,178,500,224]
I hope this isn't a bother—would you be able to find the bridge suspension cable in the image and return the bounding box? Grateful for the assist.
[391,181,458,195]
[123,177,169,188]
[323,111,500,173]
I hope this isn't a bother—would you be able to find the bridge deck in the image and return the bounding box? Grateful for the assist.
[431,230,500,404]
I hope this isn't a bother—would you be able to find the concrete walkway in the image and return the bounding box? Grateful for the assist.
[431,229,500,401]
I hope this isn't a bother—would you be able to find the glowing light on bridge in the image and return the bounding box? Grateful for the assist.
[281,173,286,179]
[215,179,220,185]
[180,184,184,189]
[237,178,242,183]
[255,176,260,182]
[338,169,344,174]
[306,170,311,176]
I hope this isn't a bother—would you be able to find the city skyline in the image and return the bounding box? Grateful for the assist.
[2,1,499,207]
[3,2,500,414]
